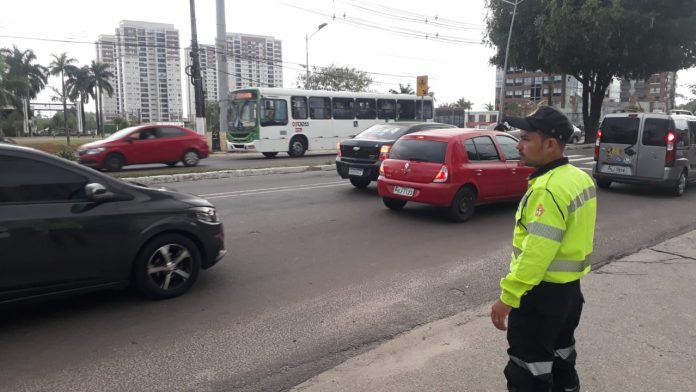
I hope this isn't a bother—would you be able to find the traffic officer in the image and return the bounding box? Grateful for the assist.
[490,106,597,392]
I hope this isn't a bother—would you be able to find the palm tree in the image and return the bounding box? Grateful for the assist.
[0,46,48,135]
[0,56,16,108]
[389,83,414,95]
[454,98,473,110]
[49,53,78,145]
[66,66,92,135]
[484,102,495,111]
[86,61,114,137]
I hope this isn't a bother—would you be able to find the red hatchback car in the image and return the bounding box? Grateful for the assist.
[377,128,535,222]
[77,124,210,171]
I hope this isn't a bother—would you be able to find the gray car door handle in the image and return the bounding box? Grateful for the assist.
[0,227,9,239]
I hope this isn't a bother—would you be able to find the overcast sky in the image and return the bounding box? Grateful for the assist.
[1,0,695,116]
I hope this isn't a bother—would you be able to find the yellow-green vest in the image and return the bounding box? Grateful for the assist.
[500,162,597,308]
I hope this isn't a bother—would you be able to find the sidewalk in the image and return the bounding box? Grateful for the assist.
[293,230,696,392]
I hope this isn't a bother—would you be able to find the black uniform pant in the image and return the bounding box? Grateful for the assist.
[504,280,584,392]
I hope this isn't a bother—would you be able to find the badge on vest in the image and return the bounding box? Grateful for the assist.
[535,204,545,217]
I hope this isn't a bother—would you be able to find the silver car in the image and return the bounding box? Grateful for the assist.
[592,112,696,196]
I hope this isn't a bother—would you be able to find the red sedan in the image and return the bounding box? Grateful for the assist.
[77,124,210,171]
[377,128,535,222]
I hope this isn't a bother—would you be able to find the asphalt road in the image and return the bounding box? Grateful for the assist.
[2,150,695,392]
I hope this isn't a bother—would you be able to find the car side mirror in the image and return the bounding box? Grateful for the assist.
[85,183,116,202]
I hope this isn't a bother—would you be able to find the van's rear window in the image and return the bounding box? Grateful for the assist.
[641,118,672,147]
[600,117,639,144]
[389,139,447,163]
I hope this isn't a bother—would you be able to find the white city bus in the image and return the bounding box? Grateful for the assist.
[227,87,434,157]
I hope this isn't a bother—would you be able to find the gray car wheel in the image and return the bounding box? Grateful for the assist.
[134,234,201,299]
[182,150,200,167]
[670,170,687,197]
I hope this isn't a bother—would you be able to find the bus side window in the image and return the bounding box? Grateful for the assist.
[309,97,332,119]
[415,100,433,120]
[291,96,308,119]
[397,100,415,120]
[356,98,376,119]
[378,99,396,120]
[332,98,355,119]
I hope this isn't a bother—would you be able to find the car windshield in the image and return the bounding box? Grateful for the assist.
[103,126,141,141]
[355,124,410,140]
[601,117,639,144]
[389,139,447,163]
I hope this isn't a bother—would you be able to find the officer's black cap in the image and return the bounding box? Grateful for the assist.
[505,106,573,142]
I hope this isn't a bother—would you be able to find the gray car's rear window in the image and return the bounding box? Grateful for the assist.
[389,139,447,163]
[600,117,639,144]
[642,118,672,147]
[355,124,410,140]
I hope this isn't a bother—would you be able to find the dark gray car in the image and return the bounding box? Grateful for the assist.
[0,144,226,304]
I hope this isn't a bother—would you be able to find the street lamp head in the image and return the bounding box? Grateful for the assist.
[318,23,328,30]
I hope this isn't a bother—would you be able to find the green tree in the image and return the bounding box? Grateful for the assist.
[297,64,373,92]
[205,100,220,133]
[85,61,114,137]
[389,83,415,94]
[66,65,94,135]
[485,102,495,111]
[49,52,78,145]
[0,56,15,108]
[0,46,47,135]
[112,116,129,130]
[453,98,473,110]
[485,0,696,142]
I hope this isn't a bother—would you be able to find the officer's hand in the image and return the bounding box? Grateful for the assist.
[491,299,512,331]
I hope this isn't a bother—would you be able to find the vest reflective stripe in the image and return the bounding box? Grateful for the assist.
[527,221,565,242]
[567,187,597,213]
[554,345,576,360]
[513,246,522,258]
[547,254,592,272]
[509,355,553,376]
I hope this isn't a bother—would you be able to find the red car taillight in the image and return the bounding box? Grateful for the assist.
[666,132,676,166]
[379,162,385,176]
[594,129,602,161]
[433,165,449,183]
[336,142,342,158]
[379,145,392,160]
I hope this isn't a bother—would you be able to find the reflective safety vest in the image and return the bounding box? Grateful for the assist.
[500,161,597,308]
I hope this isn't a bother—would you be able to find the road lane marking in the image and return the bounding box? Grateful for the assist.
[203,182,351,200]
[200,181,347,197]
[570,157,595,162]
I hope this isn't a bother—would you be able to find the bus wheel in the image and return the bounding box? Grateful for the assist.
[288,137,307,157]
[262,152,278,158]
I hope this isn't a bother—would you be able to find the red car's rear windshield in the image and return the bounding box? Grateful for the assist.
[389,139,447,163]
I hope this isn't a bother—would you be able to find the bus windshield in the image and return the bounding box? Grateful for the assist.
[230,100,258,132]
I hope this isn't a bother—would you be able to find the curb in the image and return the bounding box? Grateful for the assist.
[122,164,337,185]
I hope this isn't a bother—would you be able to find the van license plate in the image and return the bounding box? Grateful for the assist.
[348,167,364,176]
[393,186,415,197]
[601,164,631,175]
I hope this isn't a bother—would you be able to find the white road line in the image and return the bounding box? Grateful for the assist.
[200,181,347,197]
[204,183,351,200]
[570,157,595,162]
[579,167,593,172]
[567,154,585,159]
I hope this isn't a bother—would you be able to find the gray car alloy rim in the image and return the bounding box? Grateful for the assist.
[679,173,686,194]
[184,151,198,165]
[147,243,193,291]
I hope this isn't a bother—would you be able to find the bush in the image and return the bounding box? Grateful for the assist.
[56,147,77,161]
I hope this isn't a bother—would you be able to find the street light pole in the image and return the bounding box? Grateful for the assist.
[498,0,524,123]
[305,23,328,89]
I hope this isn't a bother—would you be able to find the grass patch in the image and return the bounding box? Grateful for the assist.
[15,137,97,154]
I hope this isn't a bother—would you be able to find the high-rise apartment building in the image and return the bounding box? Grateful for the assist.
[620,72,677,112]
[98,20,183,124]
[228,33,283,90]
[184,44,219,119]
[184,34,284,121]
[96,35,120,122]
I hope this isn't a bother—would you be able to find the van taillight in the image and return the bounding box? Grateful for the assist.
[433,165,449,183]
[594,129,602,161]
[336,142,341,158]
[379,145,392,160]
[666,132,676,166]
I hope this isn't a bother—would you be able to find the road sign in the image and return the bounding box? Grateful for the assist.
[417,75,428,96]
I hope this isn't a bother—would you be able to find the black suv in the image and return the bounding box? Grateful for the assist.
[336,122,451,188]
[0,144,226,304]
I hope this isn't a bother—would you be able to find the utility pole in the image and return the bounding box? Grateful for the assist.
[187,0,206,135]
[498,0,524,123]
[214,0,227,152]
